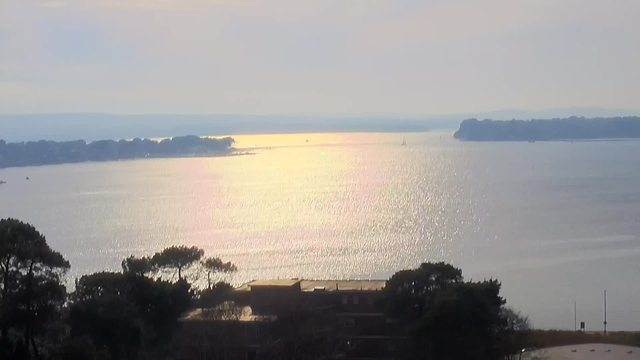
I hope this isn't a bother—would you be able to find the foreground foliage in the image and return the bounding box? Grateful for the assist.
[384,262,535,360]
[0,219,70,359]
[0,218,235,360]
[2,218,534,360]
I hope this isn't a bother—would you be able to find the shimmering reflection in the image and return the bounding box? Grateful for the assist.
[204,132,483,281]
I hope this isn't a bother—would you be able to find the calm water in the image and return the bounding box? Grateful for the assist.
[1,132,640,330]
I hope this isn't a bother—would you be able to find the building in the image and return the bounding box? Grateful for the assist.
[178,279,408,360]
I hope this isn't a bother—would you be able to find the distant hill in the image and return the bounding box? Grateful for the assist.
[0,114,439,142]
[453,116,640,141]
[0,108,636,142]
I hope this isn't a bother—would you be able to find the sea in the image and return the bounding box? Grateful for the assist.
[1,131,640,330]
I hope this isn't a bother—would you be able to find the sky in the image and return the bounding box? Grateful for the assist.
[1,0,639,115]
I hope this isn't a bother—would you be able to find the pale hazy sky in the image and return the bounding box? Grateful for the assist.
[1,0,639,115]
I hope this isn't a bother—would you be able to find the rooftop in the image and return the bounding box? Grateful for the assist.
[179,302,277,323]
[246,279,301,287]
[236,279,386,292]
[300,280,386,292]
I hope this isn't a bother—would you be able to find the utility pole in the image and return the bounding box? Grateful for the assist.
[604,290,607,336]
[574,301,577,331]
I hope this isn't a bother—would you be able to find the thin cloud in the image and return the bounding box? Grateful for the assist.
[1,0,640,114]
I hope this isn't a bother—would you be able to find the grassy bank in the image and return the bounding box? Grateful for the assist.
[531,330,640,348]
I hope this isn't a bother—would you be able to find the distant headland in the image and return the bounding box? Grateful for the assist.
[453,116,640,141]
[0,135,234,169]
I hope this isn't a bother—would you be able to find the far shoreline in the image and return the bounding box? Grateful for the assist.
[453,116,640,142]
[0,135,237,170]
[457,137,640,143]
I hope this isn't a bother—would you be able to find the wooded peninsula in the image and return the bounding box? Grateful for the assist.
[453,116,640,141]
[0,135,234,169]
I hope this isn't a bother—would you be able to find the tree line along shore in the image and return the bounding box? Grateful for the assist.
[0,135,234,169]
[454,116,640,141]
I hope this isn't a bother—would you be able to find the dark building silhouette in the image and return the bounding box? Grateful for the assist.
[177,279,407,360]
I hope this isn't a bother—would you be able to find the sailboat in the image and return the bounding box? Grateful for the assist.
[401,137,407,146]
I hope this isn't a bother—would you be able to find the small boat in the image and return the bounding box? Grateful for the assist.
[26,177,30,180]
[401,138,407,146]
[0,180,6,185]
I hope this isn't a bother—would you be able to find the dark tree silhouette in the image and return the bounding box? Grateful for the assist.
[0,218,70,359]
[412,280,506,360]
[69,271,192,360]
[55,335,112,360]
[151,246,204,281]
[2,220,241,360]
[384,262,462,320]
[384,263,533,360]
[498,307,536,360]
[201,257,237,290]
[195,282,234,308]
[121,256,153,277]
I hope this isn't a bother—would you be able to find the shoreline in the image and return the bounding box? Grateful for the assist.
[0,150,255,171]
[456,137,640,143]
